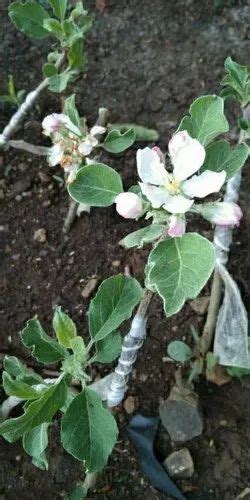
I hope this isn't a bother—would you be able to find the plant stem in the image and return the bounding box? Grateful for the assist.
[63,107,110,233]
[200,104,250,356]
[0,53,65,149]
[63,199,78,234]
[199,269,222,355]
[8,140,50,156]
[107,228,171,407]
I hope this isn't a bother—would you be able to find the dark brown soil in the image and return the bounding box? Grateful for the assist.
[0,1,250,499]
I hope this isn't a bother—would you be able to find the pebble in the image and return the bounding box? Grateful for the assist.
[163,448,194,479]
[39,172,51,184]
[33,228,47,243]
[81,276,99,299]
[42,199,51,208]
[112,260,121,268]
[160,384,203,442]
[123,395,138,414]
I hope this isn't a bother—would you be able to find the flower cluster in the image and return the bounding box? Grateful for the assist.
[42,114,106,183]
[115,131,242,235]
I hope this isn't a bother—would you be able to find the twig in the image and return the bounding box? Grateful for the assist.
[200,104,250,356]
[0,53,65,149]
[200,269,222,355]
[8,140,49,156]
[63,107,110,233]
[63,199,79,233]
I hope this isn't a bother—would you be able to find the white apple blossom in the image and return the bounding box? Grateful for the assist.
[42,113,81,137]
[137,131,226,214]
[115,192,143,219]
[196,201,242,227]
[167,215,186,237]
[78,125,106,156]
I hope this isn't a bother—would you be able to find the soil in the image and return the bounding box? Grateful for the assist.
[0,0,250,499]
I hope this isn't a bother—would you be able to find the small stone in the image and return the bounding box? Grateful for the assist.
[139,373,148,382]
[81,276,99,299]
[160,384,203,441]
[163,448,194,479]
[33,228,47,243]
[12,254,20,261]
[123,395,137,414]
[42,199,51,208]
[189,296,210,315]
[39,172,51,184]
[112,260,121,268]
[15,195,22,201]
[0,189,4,199]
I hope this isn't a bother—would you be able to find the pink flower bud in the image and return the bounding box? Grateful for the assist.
[198,202,242,227]
[167,215,186,237]
[115,192,143,219]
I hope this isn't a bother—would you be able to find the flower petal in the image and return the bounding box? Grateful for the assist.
[78,141,92,156]
[42,113,71,136]
[169,131,206,181]
[90,125,106,136]
[168,215,186,237]
[163,194,194,214]
[48,143,63,167]
[139,182,170,208]
[182,170,226,198]
[137,147,169,185]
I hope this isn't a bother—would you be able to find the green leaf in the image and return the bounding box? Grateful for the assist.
[178,95,229,146]
[2,372,44,400]
[47,71,72,93]
[206,352,219,372]
[42,62,57,78]
[32,450,48,470]
[94,331,122,363]
[63,19,82,45]
[3,355,42,384]
[120,224,165,249]
[68,484,87,500]
[89,275,143,342]
[53,306,77,348]
[62,336,88,379]
[146,233,215,317]
[0,379,67,442]
[8,1,50,38]
[188,358,204,383]
[167,341,192,363]
[68,38,85,70]
[61,388,118,471]
[221,57,250,106]
[63,94,82,130]
[102,129,136,153]
[109,123,159,142]
[226,365,250,378]
[21,318,66,364]
[68,164,123,207]
[23,423,49,470]
[43,18,64,39]
[48,0,67,21]
[201,140,249,179]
